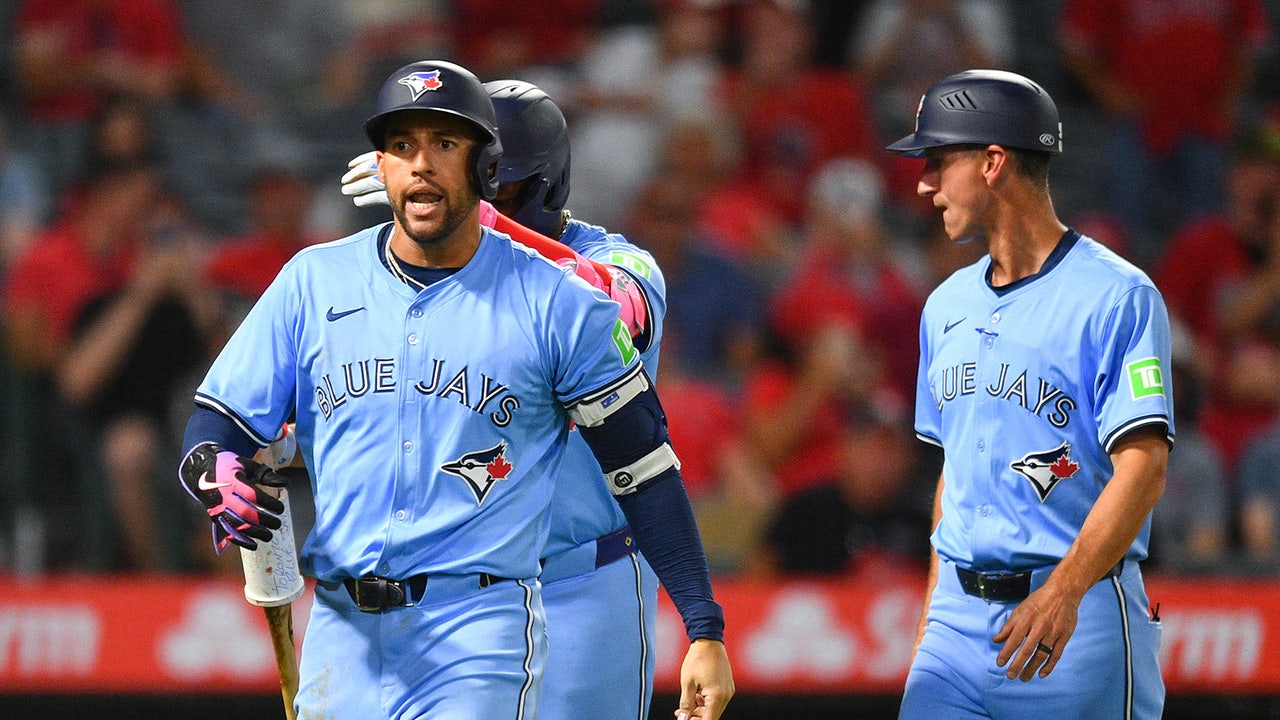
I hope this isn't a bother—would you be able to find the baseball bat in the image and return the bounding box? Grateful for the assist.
[263,603,300,720]
[240,484,306,720]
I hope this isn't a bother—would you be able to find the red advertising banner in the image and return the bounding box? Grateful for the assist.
[0,572,1275,695]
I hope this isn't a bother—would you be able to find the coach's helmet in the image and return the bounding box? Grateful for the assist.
[484,79,571,237]
[365,60,503,200]
[886,69,1062,157]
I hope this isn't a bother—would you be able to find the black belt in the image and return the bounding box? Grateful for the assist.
[320,573,509,613]
[595,525,638,568]
[956,560,1124,602]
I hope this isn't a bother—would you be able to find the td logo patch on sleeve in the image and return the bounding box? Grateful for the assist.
[1126,358,1164,400]
[612,318,638,365]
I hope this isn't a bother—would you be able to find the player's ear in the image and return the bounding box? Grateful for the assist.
[375,150,386,182]
[983,145,1009,186]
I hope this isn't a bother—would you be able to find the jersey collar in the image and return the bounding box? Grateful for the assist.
[986,229,1080,296]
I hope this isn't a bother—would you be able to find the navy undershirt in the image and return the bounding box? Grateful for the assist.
[377,225,460,288]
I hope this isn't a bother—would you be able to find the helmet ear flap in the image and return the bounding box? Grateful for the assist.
[474,139,503,200]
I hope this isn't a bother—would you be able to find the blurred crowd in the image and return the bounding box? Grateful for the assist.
[2,0,1280,581]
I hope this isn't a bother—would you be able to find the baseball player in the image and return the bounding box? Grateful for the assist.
[887,69,1171,720]
[339,79,672,720]
[178,60,731,719]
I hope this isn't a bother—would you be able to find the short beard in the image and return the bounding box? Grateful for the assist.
[391,181,480,249]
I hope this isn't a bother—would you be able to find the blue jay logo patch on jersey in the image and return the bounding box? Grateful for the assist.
[441,441,513,505]
[1010,442,1080,502]
[398,70,443,101]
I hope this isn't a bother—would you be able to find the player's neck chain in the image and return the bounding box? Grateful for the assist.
[384,235,429,291]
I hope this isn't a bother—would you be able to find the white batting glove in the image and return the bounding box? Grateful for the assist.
[341,150,389,207]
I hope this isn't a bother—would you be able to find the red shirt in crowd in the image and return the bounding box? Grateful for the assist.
[768,245,923,402]
[205,232,315,301]
[1061,0,1270,154]
[14,0,185,122]
[3,222,137,346]
[742,361,847,498]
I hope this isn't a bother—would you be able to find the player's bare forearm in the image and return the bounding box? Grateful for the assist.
[994,426,1167,681]
[1044,426,1166,600]
[676,638,734,720]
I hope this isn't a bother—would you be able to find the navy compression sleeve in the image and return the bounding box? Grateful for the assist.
[576,383,725,642]
[181,406,259,458]
[617,471,725,641]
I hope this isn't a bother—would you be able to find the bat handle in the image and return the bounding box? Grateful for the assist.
[264,603,300,720]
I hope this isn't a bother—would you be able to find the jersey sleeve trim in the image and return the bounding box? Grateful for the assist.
[916,432,943,448]
[1103,415,1174,453]
[565,363,648,427]
[193,392,274,447]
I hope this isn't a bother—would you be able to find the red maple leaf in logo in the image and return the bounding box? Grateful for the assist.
[487,455,512,479]
[423,75,442,91]
[1049,454,1079,479]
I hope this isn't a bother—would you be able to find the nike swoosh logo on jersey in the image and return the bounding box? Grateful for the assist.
[944,317,967,333]
[197,472,229,491]
[326,306,366,322]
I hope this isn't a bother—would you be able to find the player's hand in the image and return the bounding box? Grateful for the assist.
[180,442,286,554]
[992,583,1081,682]
[675,638,734,720]
[341,150,389,207]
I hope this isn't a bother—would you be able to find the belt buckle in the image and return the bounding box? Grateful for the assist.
[975,574,990,601]
[352,577,407,613]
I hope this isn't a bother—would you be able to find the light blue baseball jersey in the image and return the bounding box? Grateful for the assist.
[195,222,641,583]
[543,217,667,557]
[915,231,1174,571]
[532,217,667,720]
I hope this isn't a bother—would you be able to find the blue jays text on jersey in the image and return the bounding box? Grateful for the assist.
[195,223,641,584]
[931,359,1077,428]
[915,231,1174,571]
[312,355,522,427]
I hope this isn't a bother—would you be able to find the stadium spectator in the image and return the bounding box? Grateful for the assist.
[623,174,767,388]
[0,116,49,269]
[565,0,730,228]
[2,161,215,571]
[708,0,879,242]
[754,412,931,578]
[1146,317,1231,575]
[768,157,923,401]
[1155,130,1280,468]
[11,0,190,193]
[1060,0,1271,265]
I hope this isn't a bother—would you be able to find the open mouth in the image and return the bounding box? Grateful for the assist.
[407,188,443,215]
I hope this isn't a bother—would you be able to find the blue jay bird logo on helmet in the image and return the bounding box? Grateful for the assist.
[399,70,444,101]
[441,441,514,505]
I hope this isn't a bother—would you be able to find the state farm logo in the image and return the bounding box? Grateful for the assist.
[159,591,275,676]
[743,587,918,681]
[0,606,100,675]
[745,591,856,678]
[1161,609,1263,679]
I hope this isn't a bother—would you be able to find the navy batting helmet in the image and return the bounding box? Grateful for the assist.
[886,69,1062,157]
[483,79,571,237]
[365,60,503,200]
